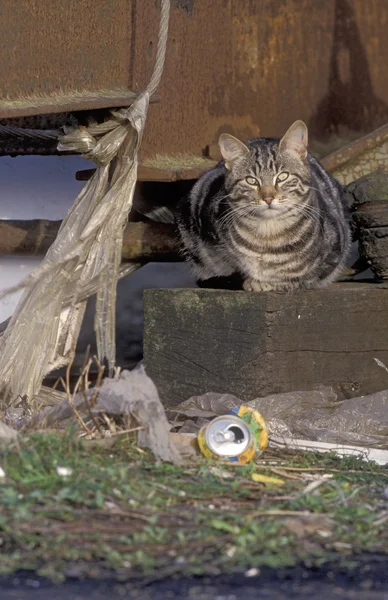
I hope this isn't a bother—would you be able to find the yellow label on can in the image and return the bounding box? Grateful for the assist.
[197,406,267,464]
[231,406,268,454]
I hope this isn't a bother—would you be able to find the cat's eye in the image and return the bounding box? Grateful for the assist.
[245,176,259,186]
[277,172,289,183]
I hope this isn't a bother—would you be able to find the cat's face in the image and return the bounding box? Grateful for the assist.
[219,121,311,220]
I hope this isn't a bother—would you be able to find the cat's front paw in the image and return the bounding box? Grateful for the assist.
[243,279,273,292]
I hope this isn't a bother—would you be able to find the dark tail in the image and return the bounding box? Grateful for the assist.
[133,179,196,224]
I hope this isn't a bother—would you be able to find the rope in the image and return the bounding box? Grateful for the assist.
[146,0,171,97]
[0,125,60,140]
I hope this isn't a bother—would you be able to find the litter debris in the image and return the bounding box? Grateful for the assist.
[197,414,256,463]
[33,364,182,465]
[168,432,198,459]
[173,392,243,416]
[197,406,268,464]
[251,473,285,486]
[169,386,388,465]
[9,365,388,467]
[174,387,388,452]
[56,466,73,478]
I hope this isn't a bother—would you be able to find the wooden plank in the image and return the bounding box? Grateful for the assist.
[323,123,388,171]
[0,220,180,261]
[143,283,388,406]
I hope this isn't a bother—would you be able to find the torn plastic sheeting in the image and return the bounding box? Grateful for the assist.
[175,387,388,449]
[97,367,182,465]
[0,98,147,405]
[174,392,244,415]
[0,420,17,444]
[247,387,388,446]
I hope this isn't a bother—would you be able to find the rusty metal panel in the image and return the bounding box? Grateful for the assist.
[0,0,388,159]
[0,0,134,111]
[137,0,388,159]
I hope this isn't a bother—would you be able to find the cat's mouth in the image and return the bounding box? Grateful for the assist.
[253,202,287,217]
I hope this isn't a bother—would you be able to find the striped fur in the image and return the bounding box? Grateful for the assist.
[177,121,351,292]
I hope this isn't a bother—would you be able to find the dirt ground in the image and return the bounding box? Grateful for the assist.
[2,560,388,600]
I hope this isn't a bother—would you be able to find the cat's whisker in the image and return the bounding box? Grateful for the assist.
[287,204,324,233]
[300,204,323,218]
[219,212,254,229]
[279,201,321,227]
[282,198,322,219]
[216,193,233,202]
[218,204,256,228]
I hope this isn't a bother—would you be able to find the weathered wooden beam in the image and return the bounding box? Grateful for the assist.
[143,283,388,406]
[0,220,180,261]
[76,162,217,183]
[322,123,388,172]
[323,123,388,184]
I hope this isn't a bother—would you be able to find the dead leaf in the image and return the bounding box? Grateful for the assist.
[168,432,198,458]
[284,515,334,538]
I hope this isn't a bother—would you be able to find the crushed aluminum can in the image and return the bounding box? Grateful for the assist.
[197,406,268,464]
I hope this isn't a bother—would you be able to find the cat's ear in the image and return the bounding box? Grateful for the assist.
[219,133,250,169]
[279,120,308,159]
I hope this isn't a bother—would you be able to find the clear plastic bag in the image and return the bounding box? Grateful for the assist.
[0,96,150,405]
[175,386,388,449]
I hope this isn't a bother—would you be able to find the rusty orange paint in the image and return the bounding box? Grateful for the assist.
[0,0,387,160]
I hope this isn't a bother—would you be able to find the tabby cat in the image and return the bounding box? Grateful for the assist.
[176,120,351,292]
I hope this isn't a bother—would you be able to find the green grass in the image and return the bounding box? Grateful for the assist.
[0,430,387,581]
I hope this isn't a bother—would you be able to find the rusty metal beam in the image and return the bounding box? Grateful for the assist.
[0,220,180,261]
[2,1,388,160]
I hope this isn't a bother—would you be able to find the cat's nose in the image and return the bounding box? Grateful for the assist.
[263,195,274,205]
